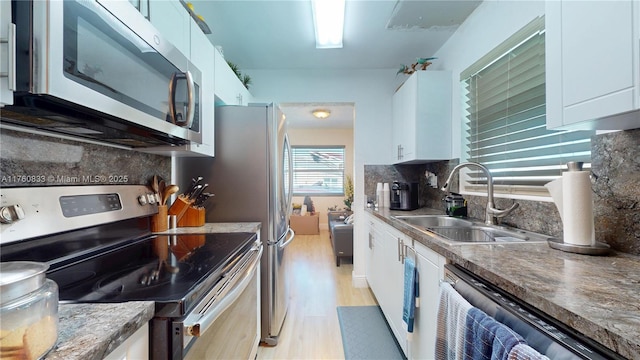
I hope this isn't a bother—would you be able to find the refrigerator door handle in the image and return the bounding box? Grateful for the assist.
[279,227,295,249]
[284,133,293,216]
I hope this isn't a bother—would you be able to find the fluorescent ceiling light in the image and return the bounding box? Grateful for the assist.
[312,0,345,49]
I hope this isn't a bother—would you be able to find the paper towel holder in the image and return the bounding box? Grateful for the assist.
[548,238,611,255]
[566,161,584,171]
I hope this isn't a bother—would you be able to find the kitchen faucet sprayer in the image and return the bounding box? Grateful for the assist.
[442,162,519,225]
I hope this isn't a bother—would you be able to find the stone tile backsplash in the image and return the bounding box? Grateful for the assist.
[365,128,640,255]
[0,129,171,187]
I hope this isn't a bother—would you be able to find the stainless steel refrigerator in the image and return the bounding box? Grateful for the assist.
[175,104,294,346]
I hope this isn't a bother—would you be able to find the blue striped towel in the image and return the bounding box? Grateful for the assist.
[464,307,525,360]
[402,256,418,333]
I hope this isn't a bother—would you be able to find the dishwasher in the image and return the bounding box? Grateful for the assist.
[439,264,624,360]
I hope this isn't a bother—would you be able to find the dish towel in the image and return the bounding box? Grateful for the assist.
[402,256,418,334]
[507,344,550,360]
[464,307,526,360]
[464,307,500,360]
[435,282,473,360]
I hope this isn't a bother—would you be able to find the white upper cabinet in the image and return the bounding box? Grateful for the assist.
[546,0,640,130]
[1,0,15,107]
[148,0,191,57]
[392,71,452,164]
[182,19,215,157]
[144,0,215,157]
[213,48,253,106]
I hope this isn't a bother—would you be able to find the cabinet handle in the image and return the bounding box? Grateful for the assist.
[397,237,405,262]
[368,233,373,249]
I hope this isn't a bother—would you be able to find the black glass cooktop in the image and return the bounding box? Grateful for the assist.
[0,220,257,316]
[47,232,256,304]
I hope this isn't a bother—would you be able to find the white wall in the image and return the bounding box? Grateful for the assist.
[288,127,354,228]
[247,69,397,286]
[431,0,546,159]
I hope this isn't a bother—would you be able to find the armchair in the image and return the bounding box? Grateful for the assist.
[328,211,353,266]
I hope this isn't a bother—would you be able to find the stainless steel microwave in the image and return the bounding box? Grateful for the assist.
[2,0,202,148]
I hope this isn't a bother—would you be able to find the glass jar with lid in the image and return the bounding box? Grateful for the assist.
[0,261,59,359]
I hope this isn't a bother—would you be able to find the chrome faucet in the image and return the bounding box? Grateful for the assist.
[441,162,519,225]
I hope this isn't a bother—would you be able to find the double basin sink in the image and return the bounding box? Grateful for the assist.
[393,215,552,245]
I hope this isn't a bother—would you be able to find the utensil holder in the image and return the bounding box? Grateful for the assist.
[168,195,193,223]
[151,205,168,232]
[177,206,205,227]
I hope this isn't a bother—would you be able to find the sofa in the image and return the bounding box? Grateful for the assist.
[327,211,353,266]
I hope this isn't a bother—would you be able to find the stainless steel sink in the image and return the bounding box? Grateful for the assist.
[393,215,473,228]
[429,226,528,243]
[392,215,551,244]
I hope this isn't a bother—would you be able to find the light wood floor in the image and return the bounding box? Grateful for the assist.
[256,230,378,360]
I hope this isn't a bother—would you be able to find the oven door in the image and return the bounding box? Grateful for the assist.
[178,242,262,360]
[12,0,201,144]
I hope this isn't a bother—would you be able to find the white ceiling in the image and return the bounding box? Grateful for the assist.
[191,0,482,128]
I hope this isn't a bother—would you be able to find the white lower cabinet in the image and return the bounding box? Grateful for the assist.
[365,213,445,360]
[366,216,385,302]
[103,323,149,360]
[410,241,445,360]
[380,225,409,356]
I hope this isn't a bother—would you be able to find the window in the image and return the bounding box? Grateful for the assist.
[461,17,594,198]
[292,146,345,196]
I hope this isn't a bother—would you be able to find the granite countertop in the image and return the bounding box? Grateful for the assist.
[366,207,640,359]
[45,302,154,360]
[44,222,261,360]
[155,222,261,235]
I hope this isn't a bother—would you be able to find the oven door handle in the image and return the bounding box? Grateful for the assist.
[184,243,263,337]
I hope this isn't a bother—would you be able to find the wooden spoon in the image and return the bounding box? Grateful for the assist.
[151,175,159,193]
[162,184,179,205]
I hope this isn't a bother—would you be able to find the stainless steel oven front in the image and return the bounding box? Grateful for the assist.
[7,0,202,146]
[152,241,262,360]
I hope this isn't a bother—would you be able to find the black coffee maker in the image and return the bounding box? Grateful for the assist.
[390,181,419,210]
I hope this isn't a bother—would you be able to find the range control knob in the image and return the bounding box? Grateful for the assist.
[146,193,157,205]
[138,195,148,206]
[0,204,25,224]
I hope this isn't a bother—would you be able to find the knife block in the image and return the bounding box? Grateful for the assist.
[168,195,193,223]
[150,205,168,232]
[177,206,205,227]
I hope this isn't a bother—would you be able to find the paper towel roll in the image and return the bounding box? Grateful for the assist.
[561,171,595,246]
[376,183,383,208]
[383,183,390,209]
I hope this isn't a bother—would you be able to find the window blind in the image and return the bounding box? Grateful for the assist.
[461,17,594,197]
[292,146,345,196]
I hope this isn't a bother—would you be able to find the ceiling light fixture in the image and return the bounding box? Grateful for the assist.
[312,109,331,119]
[312,0,345,49]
